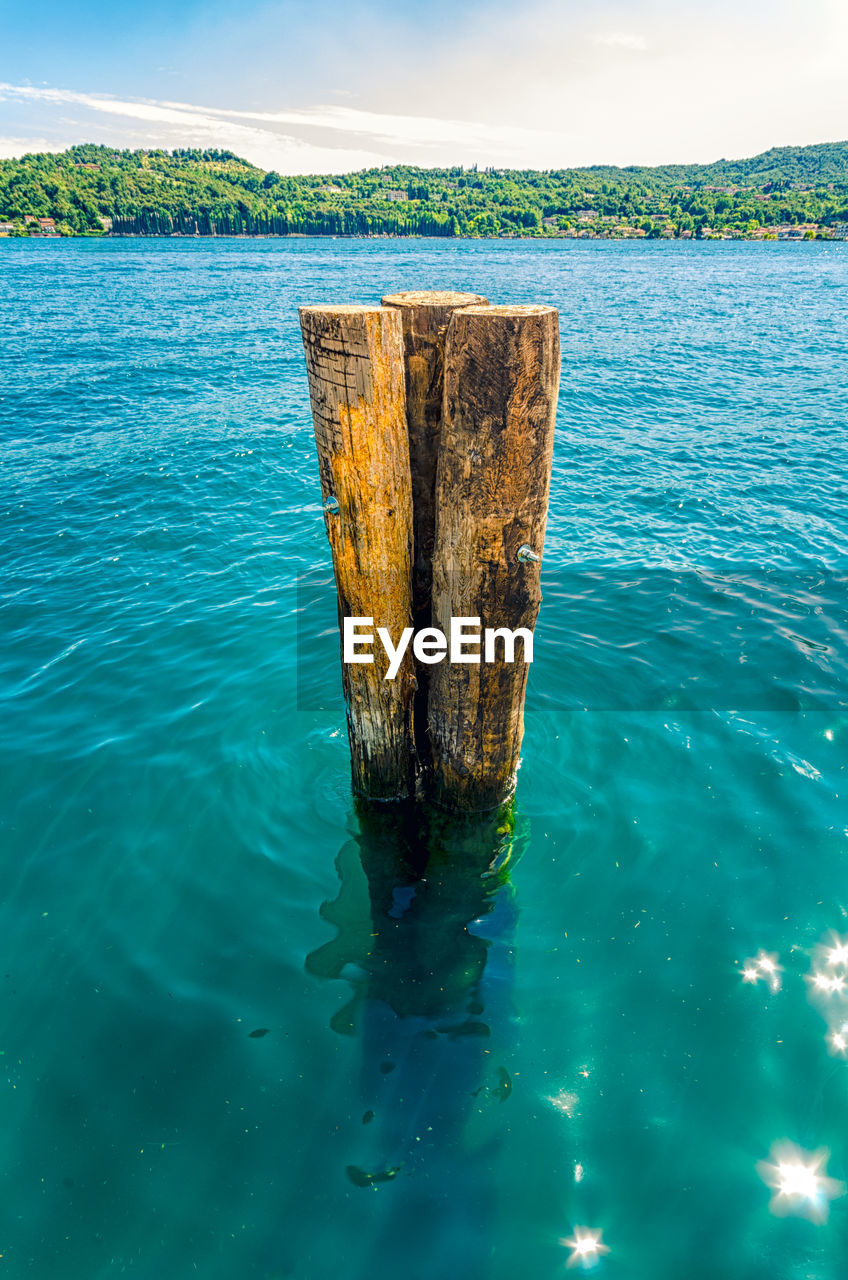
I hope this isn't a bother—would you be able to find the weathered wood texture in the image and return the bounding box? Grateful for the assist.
[380,291,488,632]
[428,305,560,811]
[381,290,489,773]
[299,304,416,800]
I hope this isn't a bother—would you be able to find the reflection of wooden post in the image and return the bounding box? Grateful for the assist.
[428,305,560,811]
[305,793,518,1034]
[299,305,415,800]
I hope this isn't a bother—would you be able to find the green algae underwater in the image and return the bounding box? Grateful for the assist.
[1,236,848,1279]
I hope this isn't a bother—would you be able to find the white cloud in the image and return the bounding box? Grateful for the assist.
[0,84,396,173]
[357,0,848,164]
[593,32,648,50]
[2,0,848,180]
[0,81,571,171]
[164,99,565,153]
[0,135,65,159]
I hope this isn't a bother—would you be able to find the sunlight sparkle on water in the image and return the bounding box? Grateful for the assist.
[757,1143,846,1223]
[562,1228,609,1269]
[755,951,782,991]
[740,951,782,991]
[825,934,848,966]
[806,931,848,1050]
[779,1163,820,1199]
[548,1090,579,1118]
[812,972,845,995]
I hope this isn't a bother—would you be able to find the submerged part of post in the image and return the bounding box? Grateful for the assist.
[299,304,416,800]
[428,304,560,811]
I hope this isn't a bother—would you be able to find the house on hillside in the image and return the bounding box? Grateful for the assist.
[777,224,818,240]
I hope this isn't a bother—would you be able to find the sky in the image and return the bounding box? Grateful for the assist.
[1,0,847,173]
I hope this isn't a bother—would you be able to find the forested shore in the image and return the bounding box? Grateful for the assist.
[2,141,848,240]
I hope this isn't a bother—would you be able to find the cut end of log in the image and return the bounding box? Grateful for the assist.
[456,304,557,318]
[381,290,488,310]
[299,304,392,317]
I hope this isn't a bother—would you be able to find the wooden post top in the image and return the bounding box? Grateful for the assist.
[453,303,558,318]
[299,303,397,317]
[381,290,488,309]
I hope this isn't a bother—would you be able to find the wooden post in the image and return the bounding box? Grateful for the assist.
[299,304,416,801]
[381,291,488,772]
[380,291,488,633]
[428,305,560,811]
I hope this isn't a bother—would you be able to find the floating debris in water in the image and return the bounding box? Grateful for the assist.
[437,1020,490,1039]
[323,495,340,516]
[517,544,540,564]
[248,1028,270,1038]
[346,1164,401,1188]
[474,1065,512,1103]
[492,1066,512,1102]
[362,1110,374,1125]
[379,1060,396,1075]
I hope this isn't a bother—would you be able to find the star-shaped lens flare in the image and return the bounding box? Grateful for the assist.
[812,971,846,995]
[825,934,848,967]
[806,930,848,1050]
[757,1142,846,1223]
[740,950,782,992]
[830,1024,848,1056]
[562,1228,609,1269]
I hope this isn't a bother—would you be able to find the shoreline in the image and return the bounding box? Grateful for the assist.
[3,232,840,243]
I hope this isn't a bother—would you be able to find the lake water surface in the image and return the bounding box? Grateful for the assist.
[1,237,847,1279]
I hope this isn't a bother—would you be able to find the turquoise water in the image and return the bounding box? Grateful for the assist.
[1,237,847,1279]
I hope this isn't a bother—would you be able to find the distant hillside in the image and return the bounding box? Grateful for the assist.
[581,141,848,187]
[1,140,847,239]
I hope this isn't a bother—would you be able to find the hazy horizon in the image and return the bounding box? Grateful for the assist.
[3,0,848,175]
[2,123,847,178]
